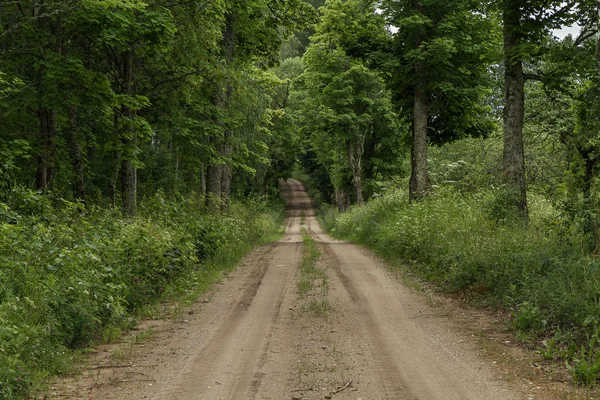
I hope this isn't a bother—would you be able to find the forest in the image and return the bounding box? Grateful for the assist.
[1,0,600,397]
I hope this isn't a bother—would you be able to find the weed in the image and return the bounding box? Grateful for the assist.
[537,336,560,361]
[513,302,546,342]
[567,329,600,385]
[297,230,330,318]
[102,326,123,344]
[297,277,313,297]
[308,299,331,317]
[133,328,154,344]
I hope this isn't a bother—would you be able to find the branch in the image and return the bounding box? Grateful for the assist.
[146,68,209,96]
[539,2,576,25]
[574,27,598,47]
[523,73,542,81]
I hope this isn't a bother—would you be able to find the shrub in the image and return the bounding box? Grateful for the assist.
[0,187,283,399]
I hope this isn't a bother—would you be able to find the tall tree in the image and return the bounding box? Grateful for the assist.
[383,0,498,201]
[205,0,315,212]
[499,0,577,220]
[297,0,399,209]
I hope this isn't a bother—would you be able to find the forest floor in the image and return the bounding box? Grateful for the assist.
[41,180,598,400]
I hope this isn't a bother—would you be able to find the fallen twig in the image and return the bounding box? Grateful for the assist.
[291,386,314,392]
[88,364,133,370]
[88,364,157,370]
[331,380,352,395]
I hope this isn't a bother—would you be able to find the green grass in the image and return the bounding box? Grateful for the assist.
[297,230,329,317]
[0,188,284,399]
[321,185,600,384]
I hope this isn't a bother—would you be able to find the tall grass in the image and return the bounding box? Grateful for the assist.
[0,188,283,399]
[321,185,600,383]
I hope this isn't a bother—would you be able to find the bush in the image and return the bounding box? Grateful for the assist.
[0,188,283,399]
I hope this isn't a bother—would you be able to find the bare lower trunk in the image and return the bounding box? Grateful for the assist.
[110,149,120,207]
[67,105,86,202]
[207,12,236,212]
[220,141,232,213]
[119,49,137,217]
[35,107,57,192]
[200,163,207,196]
[207,162,222,212]
[335,188,349,213]
[121,157,136,217]
[502,0,528,221]
[409,81,431,202]
[348,135,365,205]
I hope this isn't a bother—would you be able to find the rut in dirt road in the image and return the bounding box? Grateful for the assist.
[284,180,517,400]
[160,182,307,400]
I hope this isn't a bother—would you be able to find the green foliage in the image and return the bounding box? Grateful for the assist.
[0,187,283,399]
[298,229,329,316]
[567,328,600,385]
[513,302,546,341]
[382,0,500,143]
[295,1,403,204]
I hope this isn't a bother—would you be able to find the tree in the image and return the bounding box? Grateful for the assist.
[534,11,600,250]
[297,1,399,209]
[498,0,580,220]
[382,0,498,201]
[203,0,316,212]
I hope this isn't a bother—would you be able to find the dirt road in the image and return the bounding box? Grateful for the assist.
[52,180,531,399]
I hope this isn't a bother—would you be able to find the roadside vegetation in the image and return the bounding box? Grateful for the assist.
[318,146,600,385]
[0,187,282,399]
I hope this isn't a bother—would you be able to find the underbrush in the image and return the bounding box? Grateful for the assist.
[321,185,600,384]
[0,188,283,399]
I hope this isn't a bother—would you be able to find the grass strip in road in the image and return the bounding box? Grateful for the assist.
[298,228,330,317]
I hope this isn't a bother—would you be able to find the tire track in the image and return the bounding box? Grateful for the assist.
[165,181,304,400]
[53,180,523,400]
[314,231,417,399]
[299,177,515,400]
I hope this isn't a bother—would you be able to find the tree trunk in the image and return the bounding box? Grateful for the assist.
[335,187,349,213]
[35,107,57,192]
[206,161,222,212]
[348,135,365,205]
[200,163,207,196]
[582,152,599,253]
[207,11,236,212]
[34,2,58,193]
[121,157,136,217]
[502,0,529,221]
[220,147,232,213]
[67,105,86,201]
[110,149,120,208]
[409,78,431,202]
[120,49,136,217]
